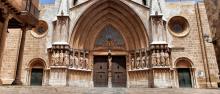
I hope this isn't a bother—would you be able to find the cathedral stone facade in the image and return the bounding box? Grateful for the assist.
[0,0,219,88]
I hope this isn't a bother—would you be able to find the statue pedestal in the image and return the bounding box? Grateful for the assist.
[49,67,68,86]
[48,44,70,86]
[149,43,174,88]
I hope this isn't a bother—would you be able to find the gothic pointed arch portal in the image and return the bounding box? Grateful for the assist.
[70,0,149,51]
[70,0,149,87]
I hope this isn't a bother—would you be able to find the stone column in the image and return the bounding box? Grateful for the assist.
[134,51,137,69]
[0,14,11,84]
[83,51,86,69]
[128,53,131,70]
[108,54,112,88]
[12,26,27,85]
[25,68,30,85]
[139,50,142,68]
[173,70,178,88]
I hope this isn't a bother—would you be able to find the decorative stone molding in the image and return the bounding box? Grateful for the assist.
[150,11,167,43]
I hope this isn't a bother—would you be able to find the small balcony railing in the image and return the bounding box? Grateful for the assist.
[0,0,39,26]
[22,0,39,20]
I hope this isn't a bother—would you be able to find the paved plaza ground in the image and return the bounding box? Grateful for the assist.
[0,86,220,94]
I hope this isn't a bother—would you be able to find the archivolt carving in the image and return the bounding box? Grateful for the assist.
[28,58,47,69]
[70,0,149,50]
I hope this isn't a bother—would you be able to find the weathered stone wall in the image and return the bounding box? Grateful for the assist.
[166,1,204,84]
[204,0,220,80]
[162,1,219,88]
[68,71,92,87]
[128,71,149,88]
[197,2,219,87]
[20,29,49,85]
[0,29,22,84]
[204,0,220,36]
[0,0,218,88]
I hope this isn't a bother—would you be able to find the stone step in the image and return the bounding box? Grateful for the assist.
[0,86,220,94]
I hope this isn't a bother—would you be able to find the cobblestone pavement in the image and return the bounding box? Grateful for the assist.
[0,86,220,94]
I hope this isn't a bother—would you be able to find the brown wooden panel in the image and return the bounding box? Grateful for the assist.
[93,56,108,87]
[112,56,127,87]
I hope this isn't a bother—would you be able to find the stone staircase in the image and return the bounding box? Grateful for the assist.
[0,86,219,94]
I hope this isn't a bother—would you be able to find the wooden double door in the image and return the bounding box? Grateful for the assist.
[93,56,127,87]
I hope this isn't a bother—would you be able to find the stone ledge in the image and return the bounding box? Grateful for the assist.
[0,86,219,94]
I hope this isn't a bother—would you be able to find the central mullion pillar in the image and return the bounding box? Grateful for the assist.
[108,55,112,88]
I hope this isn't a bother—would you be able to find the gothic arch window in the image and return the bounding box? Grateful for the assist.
[95,25,125,50]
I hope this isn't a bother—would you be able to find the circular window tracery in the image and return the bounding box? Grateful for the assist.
[31,20,48,38]
[168,16,190,37]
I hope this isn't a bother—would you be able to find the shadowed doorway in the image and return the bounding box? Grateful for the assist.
[176,58,194,88]
[31,69,43,85]
[178,68,192,87]
[29,59,45,86]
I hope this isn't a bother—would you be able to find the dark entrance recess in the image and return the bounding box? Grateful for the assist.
[31,69,43,86]
[178,68,192,88]
[93,56,127,87]
[0,9,5,23]
[8,18,23,28]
